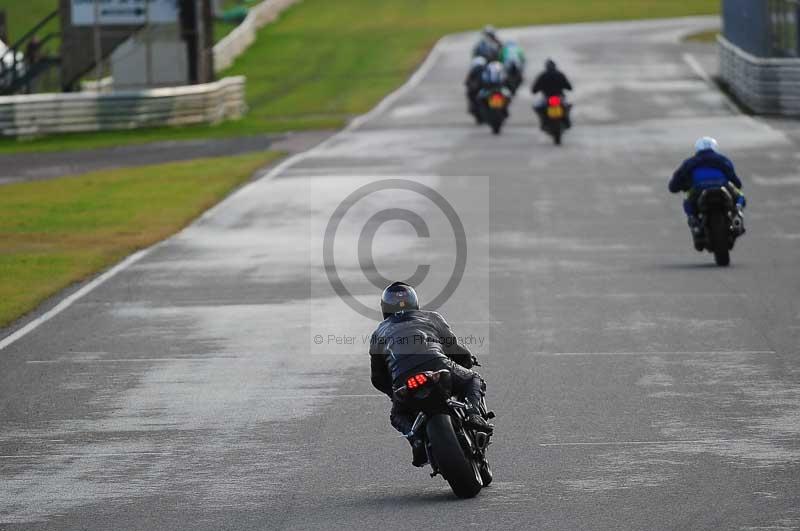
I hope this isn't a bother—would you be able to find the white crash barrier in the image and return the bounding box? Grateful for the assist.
[0,76,246,136]
[718,35,800,116]
[213,0,301,72]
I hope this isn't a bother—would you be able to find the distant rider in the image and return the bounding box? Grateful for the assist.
[531,58,573,128]
[465,56,488,120]
[500,40,526,94]
[669,137,746,249]
[480,60,508,91]
[473,25,503,61]
[369,282,493,467]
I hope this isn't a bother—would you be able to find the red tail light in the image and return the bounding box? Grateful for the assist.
[406,373,428,389]
[548,96,562,106]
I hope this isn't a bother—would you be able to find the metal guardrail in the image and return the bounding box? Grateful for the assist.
[718,35,800,115]
[0,75,246,136]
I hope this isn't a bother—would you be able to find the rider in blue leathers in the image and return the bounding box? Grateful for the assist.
[669,137,746,247]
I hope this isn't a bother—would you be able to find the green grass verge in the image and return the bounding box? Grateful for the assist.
[0,0,719,152]
[0,0,59,54]
[0,150,282,327]
[684,30,720,43]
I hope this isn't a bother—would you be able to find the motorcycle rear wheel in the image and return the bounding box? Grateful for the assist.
[709,212,731,266]
[426,414,483,498]
[490,120,503,134]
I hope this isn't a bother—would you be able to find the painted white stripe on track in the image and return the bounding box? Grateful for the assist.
[0,250,151,352]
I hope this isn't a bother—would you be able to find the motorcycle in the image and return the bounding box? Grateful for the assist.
[467,91,484,125]
[540,95,570,145]
[480,87,512,135]
[695,186,744,266]
[394,369,494,498]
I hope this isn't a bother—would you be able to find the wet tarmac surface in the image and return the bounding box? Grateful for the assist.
[1,17,799,530]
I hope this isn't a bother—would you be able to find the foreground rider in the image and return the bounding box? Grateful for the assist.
[669,137,746,249]
[369,282,493,467]
[473,25,503,61]
[531,58,573,128]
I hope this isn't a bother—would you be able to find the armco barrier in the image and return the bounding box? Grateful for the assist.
[213,0,301,72]
[718,35,800,116]
[0,76,246,136]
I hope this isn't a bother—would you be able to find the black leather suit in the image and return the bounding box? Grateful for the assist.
[369,309,485,435]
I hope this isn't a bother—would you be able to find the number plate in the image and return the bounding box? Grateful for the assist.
[547,106,564,119]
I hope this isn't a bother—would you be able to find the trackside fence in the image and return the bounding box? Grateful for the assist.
[720,0,800,115]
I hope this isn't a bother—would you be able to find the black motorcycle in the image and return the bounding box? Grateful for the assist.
[479,87,512,135]
[539,95,571,145]
[695,186,744,266]
[394,369,494,498]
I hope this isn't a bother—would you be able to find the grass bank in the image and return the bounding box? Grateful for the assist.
[684,30,720,43]
[0,0,718,153]
[0,150,281,327]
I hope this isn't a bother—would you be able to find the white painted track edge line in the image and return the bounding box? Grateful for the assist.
[0,249,151,352]
[0,34,449,352]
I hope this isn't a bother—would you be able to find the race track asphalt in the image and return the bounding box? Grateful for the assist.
[1,16,799,530]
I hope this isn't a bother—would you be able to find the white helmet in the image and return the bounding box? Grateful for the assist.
[695,136,719,153]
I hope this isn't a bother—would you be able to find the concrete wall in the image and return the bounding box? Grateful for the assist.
[0,75,246,136]
[719,35,800,116]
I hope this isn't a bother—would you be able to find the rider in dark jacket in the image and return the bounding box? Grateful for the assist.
[465,56,488,120]
[369,282,492,467]
[532,59,573,127]
[669,137,746,248]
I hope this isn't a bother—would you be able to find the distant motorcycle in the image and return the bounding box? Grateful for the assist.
[540,95,571,145]
[694,186,744,266]
[479,87,512,135]
[394,369,494,498]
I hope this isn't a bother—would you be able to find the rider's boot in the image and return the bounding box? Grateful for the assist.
[409,437,428,467]
[464,402,494,434]
[688,215,704,251]
[732,207,745,236]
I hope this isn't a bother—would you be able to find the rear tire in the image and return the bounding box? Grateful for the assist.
[709,211,731,267]
[490,119,502,135]
[426,414,482,498]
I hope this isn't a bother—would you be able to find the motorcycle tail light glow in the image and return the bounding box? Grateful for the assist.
[548,96,562,107]
[406,373,428,389]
